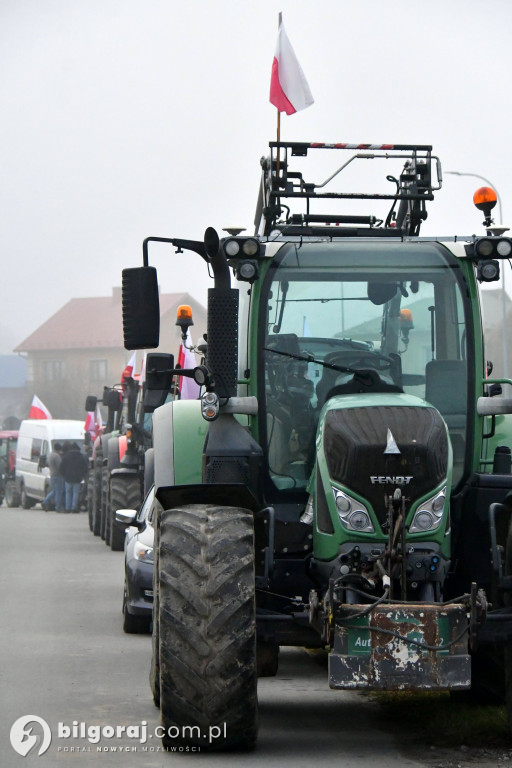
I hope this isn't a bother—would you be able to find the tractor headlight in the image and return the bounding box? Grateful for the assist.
[475,238,494,257]
[331,487,374,533]
[477,259,500,282]
[409,487,447,533]
[224,239,241,257]
[497,239,512,257]
[242,238,260,256]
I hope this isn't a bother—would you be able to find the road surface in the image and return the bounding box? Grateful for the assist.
[0,506,504,767]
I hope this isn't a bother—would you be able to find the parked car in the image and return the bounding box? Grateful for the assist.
[116,486,159,633]
[15,419,85,509]
[0,430,19,506]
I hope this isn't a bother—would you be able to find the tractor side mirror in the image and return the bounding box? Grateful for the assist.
[85,395,97,412]
[104,388,123,412]
[122,266,160,350]
[143,353,176,412]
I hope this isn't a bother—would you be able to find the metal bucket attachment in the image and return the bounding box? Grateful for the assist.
[329,602,470,691]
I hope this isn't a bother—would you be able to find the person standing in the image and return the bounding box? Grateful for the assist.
[60,441,88,513]
[42,442,64,512]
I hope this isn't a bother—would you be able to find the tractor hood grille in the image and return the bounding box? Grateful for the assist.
[323,405,449,526]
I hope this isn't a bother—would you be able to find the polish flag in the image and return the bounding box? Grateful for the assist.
[122,351,137,382]
[269,19,314,115]
[177,341,200,400]
[94,402,103,437]
[84,411,95,435]
[85,402,103,438]
[29,395,52,420]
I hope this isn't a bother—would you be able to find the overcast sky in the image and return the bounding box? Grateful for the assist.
[2,0,512,353]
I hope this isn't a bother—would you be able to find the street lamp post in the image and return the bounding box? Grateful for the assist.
[445,170,508,385]
[445,170,503,225]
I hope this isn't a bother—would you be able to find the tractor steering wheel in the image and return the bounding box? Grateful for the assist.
[350,354,394,372]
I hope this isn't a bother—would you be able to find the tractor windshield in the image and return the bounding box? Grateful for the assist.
[261,241,469,492]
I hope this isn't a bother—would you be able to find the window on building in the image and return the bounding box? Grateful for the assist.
[42,360,66,382]
[90,359,108,381]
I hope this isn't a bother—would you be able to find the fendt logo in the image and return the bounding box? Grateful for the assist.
[10,715,52,757]
[370,476,413,485]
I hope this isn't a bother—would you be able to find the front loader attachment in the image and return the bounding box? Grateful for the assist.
[329,602,471,691]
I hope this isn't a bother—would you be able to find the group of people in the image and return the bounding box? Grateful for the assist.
[42,441,88,513]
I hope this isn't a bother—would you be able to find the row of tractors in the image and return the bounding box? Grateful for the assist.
[85,321,195,550]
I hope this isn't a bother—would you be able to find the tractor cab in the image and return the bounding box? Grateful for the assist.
[259,240,470,495]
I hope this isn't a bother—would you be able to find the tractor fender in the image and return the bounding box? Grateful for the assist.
[152,400,207,491]
[99,432,116,464]
[156,483,259,514]
[111,466,139,478]
[106,435,122,472]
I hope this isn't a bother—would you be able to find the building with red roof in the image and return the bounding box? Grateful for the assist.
[14,288,206,419]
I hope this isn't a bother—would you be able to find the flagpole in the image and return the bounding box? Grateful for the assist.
[276,12,282,177]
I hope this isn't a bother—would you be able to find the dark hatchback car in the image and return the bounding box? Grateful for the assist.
[116,486,159,633]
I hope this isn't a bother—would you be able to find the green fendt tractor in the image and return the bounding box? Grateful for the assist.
[122,141,512,750]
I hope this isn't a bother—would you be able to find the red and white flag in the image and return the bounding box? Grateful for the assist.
[269,18,314,115]
[94,402,103,437]
[177,341,200,401]
[121,351,137,382]
[84,411,95,435]
[85,402,103,439]
[29,395,52,420]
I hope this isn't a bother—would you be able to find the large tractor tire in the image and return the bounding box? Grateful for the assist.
[5,480,20,508]
[158,504,258,751]
[503,518,512,729]
[91,460,103,536]
[109,474,142,552]
[87,470,94,532]
[101,466,109,542]
[20,483,36,509]
[257,643,280,677]
[150,513,160,708]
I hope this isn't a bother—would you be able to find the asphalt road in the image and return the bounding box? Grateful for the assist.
[0,506,481,767]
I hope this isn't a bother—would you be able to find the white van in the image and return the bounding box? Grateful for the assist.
[15,419,85,508]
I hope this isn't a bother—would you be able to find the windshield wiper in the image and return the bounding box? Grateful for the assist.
[263,346,360,376]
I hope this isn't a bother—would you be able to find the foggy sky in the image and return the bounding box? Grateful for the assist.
[2,0,512,353]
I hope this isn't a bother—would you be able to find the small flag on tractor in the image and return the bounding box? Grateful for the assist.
[121,351,137,383]
[84,402,103,439]
[177,340,200,400]
[270,16,314,115]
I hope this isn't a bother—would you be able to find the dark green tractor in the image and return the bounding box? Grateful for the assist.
[122,142,512,749]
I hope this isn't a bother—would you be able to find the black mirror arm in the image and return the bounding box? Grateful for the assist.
[142,237,208,267]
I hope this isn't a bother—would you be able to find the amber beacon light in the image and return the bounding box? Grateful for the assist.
[473,186,498,228]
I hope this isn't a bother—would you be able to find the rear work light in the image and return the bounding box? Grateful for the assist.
[474,237,512,260]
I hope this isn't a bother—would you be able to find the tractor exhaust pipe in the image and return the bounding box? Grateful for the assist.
[203,228,239,399]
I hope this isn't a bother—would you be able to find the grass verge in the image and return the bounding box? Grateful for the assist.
[371,691,510,747]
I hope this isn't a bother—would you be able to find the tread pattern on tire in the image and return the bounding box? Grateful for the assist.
[100,466,109,541]
[150,511,160,708]
[5,480,19,508]
[91,455,103,536]
[159,504,258,750]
